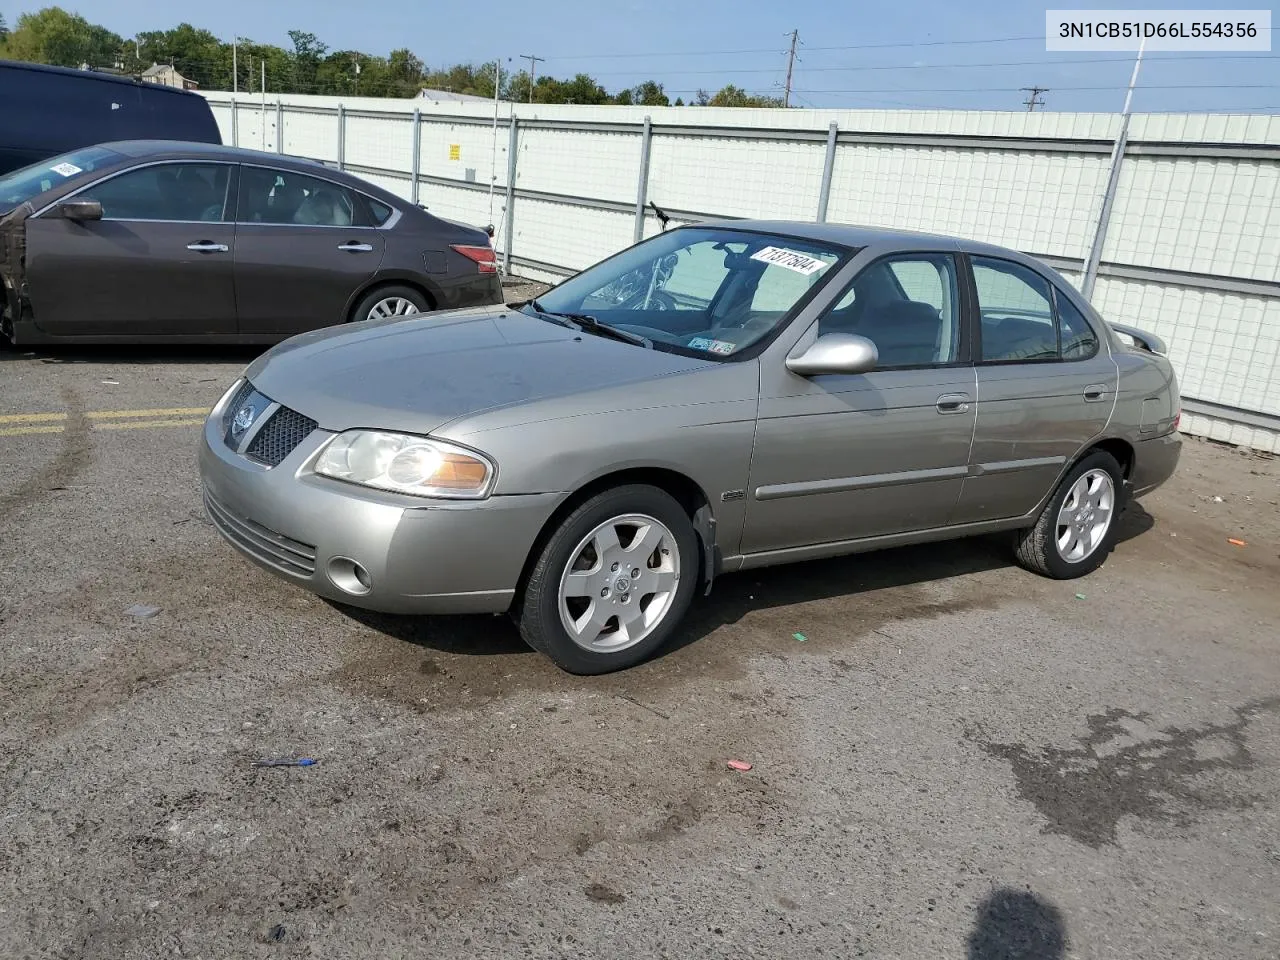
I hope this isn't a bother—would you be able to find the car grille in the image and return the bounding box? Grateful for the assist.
[204,490,317,578]
[245,406,319,467]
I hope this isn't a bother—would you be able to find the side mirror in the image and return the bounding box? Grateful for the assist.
[53,200,103,222]
[786,333,878,377]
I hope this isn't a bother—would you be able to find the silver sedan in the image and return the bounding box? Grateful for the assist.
[199,221,1182,674]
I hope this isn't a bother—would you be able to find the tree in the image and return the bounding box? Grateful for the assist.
[708,84,785,108]
[631,80,669,107]
[3,7,122,68]
[0,13,9,44]
[613,88,634,106]
[288,29,327,92]
[674,96,685,106]
[694,88,711,106]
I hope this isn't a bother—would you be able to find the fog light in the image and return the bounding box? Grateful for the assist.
[327,557,372,596]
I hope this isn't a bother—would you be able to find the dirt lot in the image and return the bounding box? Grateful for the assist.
[2,329,1279,959]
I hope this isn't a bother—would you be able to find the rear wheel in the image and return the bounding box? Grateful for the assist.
[515,485,699,675]
[1013,450,1124,579]
[350,285,431,324]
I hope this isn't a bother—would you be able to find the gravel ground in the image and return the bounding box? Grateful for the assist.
[1,321,1279,960]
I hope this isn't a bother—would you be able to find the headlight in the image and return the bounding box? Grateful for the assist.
[313,430,495,499]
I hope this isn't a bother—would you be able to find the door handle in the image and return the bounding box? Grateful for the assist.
[186,241,228,253]
[337,241,374,253]
[1083,384,1109,403]
[936,393,971,414]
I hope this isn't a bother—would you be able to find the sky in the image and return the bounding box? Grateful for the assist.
[13,0,1279,112]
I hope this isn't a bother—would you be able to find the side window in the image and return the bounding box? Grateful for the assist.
[972,257,1057,362]
[78,163,230,222]
[820,253,961,368]
[1055,289,1100,360]
[237,167,358,226]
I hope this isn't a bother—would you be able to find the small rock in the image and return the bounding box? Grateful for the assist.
[124,603,161,619]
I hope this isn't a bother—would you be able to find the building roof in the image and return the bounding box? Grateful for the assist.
[142,63,175,77]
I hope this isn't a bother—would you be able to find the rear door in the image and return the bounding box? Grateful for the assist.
[951,255,1117,523]
[24,160,238,338]
[232,164,386,336]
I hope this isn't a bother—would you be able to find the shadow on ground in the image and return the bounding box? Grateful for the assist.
[967,888,1067,960]
[338,501,1157,665]
[0,344,267,365]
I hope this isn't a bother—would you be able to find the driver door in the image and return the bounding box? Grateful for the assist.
[741,251,978,555]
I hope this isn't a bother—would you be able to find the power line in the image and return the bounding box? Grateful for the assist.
[539,33,1048,61]
[582,53,1279,78]
[1022,86,1049,111]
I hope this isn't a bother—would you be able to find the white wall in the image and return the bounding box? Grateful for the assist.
[203,91,1280,451]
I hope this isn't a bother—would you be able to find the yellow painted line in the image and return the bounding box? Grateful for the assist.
[94,417,207,432]
[0,415,208,437]
[0,406,207,424]
[86,407,208,420]
[0,424,65,437]
[0,412,67,424]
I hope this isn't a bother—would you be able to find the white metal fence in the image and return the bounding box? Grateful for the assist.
[204,91,1280,452]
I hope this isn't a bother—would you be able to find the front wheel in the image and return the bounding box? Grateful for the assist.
[1013,450,1124,579]
[515,485,700,675]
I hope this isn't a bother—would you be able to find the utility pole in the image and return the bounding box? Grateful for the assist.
[519,53,544,103]
[783,30,799,108]
[1021,86,1049,111]
[232,38,237,93]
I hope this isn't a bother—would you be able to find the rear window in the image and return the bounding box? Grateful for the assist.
[0,145,124,209]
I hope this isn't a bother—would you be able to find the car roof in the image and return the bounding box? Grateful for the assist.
[694,218,1036,261]
[101,139,328,165]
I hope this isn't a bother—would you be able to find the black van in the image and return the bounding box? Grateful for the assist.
[0,60,222,175]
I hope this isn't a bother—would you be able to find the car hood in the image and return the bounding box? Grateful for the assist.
[244,306,717,436]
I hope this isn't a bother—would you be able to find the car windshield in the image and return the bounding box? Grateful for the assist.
[0,145,124,210]
[522,226,849,360]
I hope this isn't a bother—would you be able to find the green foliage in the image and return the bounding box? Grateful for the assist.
[0,6,785,106]
[4,7,122,67]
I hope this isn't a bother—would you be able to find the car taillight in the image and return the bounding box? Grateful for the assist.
[451,244,497,274]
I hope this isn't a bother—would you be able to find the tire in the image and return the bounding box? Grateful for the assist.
[1013,449,1125,579]
[349,285,431,324]
[515,484,700,675]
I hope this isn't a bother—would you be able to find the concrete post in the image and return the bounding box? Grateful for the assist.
[410,109,422,205]
[503,117,519,275]
[275,100,283,153]
[817,122,838,222]
[230,98,238,147]
[633,116,653,244]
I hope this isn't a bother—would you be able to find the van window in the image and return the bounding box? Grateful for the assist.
[0,146,124,209]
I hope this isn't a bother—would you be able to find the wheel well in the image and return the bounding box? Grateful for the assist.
[512,468,713,609]
[1088,437,1135,479]
[347,279,437,322]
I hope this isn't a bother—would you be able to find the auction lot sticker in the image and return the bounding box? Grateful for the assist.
[1046,9,1271,50]
[750,246,830,276]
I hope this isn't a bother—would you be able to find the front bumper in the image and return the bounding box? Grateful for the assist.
[1130,431,1182,498]
[198,409,561,615]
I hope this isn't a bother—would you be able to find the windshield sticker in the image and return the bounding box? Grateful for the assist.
[50,162,82,177]
[688,337,736,355]
[750,246,829,276]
